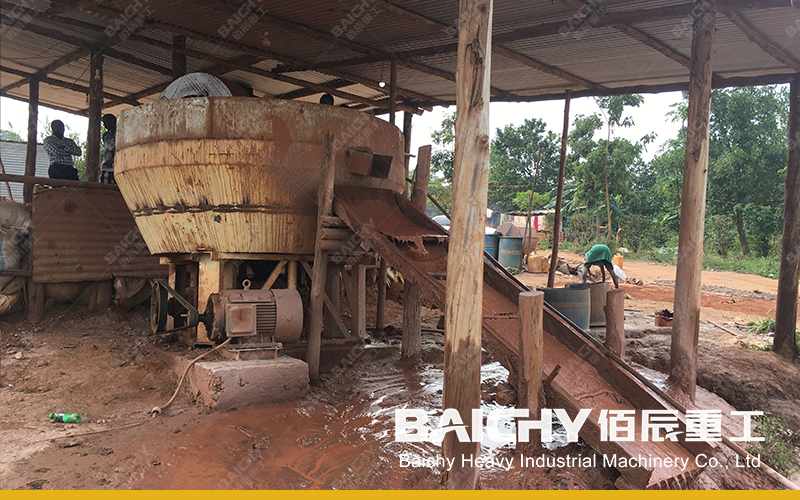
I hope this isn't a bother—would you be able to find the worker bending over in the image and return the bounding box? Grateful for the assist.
[577,243,619,288]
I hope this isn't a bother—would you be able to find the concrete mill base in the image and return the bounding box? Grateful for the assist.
[189,357,309,410]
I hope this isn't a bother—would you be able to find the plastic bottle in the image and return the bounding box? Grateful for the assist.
[49,413,82,423]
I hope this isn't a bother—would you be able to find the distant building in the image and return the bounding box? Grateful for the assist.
[0,140,49,201]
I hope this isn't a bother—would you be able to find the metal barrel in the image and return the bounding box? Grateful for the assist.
[566,282,610,327]
[498,236,523,268]
[538,287,591,331]
[484,233,500,259]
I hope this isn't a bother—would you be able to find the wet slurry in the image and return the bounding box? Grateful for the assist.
[133,349,572,490]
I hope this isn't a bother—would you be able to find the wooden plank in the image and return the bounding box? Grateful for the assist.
[306,131,335,381]
[443,0,493,490]
[352,263,367,339]
[85,51,103,183]
[324,264,341,336]
[402,279,422,358]
[376,258,388,330]
[670,10,715,401]
[172,34,187,79]
[517,291,543,420]
[27,281,44,324]
[774,76,800,359]
[410,145,432,211]
[0,173,118,191]
[24,79,38,204]
[261,260,287,290]
[0,48,88,94]
[605,288,626,358]
[547,91,572,287]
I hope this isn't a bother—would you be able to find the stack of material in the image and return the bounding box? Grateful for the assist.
[0,199,31,315]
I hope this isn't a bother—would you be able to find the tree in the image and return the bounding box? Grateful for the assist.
[1,122,22,141]
[595,95,644,238]
[706,86,788,257]
[430,112,456,183]
[488,119,559,212]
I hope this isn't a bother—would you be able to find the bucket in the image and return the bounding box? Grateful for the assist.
[612,253,624,269]
[566,282,610,326]
[538,287,591,331]
[527,254,549,273]
[485,234,500,260]
[498,236,524,269]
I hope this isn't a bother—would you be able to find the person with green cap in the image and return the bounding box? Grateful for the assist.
[577,243,619,288]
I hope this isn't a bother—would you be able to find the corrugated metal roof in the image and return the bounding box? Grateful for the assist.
[31,187,166,283]
[0,141,49,201]
[1,0,797,113]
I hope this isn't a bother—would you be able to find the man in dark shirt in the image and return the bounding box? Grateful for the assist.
[100,114,117,184]
[43,120,82,180]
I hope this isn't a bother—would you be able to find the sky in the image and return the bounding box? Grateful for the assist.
[0,90,684,169]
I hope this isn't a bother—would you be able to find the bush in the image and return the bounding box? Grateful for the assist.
[620,214,671,252]
[705,215,735,257]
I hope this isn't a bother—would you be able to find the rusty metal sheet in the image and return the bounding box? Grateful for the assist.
[32,187,166,283]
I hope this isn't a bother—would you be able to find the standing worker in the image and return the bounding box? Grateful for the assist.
[43,120,82,181]
[577,243,619,288]
[100,114,117,184]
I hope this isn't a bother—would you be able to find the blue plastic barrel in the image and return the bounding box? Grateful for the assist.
[484,234,500,259]
[566,282,610,327]
[538,287,591,331]
[498,236,524,268]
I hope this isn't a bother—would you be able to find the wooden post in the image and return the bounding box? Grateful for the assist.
[172,35,187,80]
[324,264,341,336]
[411,145,432,211]
[546,90,571,288]
[352,262,367,338]
[443,0,493,490]
[287,260,298,290]
[670,11,715,401]
[604,288,626,359]
[389,59,398,125]
[517,291,543,418]
[85,51,103,182]
[27,282,44,324]
[307,132,335,381]
[24,79,38,203]
[401,144,432,358]
[403,112,413,193]
[402,279,422,358]
[376,258,387,330]
[774,76,800,360]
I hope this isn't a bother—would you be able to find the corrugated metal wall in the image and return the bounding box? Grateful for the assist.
[32,187,166,283]
[0,141,50,201]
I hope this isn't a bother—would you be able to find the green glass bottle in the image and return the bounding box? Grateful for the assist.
[49,413,82,423]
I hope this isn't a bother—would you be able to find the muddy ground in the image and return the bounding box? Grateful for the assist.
[1,253,799,490]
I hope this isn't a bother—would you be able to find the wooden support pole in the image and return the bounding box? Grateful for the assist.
[402,112,413,193]
[604,288,626,359]
[402,279,422,358]
[376,258,388,330]
[307,132,335,381]
[261,260,287,290]
[172,35,187,79]
[774,76,800,360]
[23,79,38,203]
[517,291,544,419]
[443,0,493,490]
[411,145,432,211]
[352,263,367,339]
[670,11,715,401]
[85,52,103,182]
[401,144,432,359]
[324,264,341,336]
[546,90,571,288]
[287,260,297,290]
[27,281,44,324]
[389,59,398,125]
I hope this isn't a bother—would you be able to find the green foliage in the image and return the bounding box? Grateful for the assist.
[705,215,736,257]
[1,121,22,141]
[430,112,456,182]
[748,318,776,334]
[747,413,800,477]
[426,178,452,216]
[620,213,668,252]
[512,190,550,212]
[505,265,522,275]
